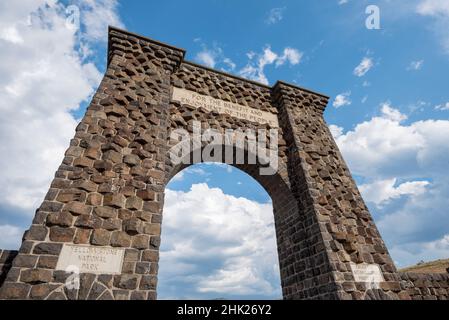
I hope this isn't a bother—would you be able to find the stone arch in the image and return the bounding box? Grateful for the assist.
[0,27,415,300]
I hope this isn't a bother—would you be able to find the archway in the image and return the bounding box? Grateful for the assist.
[0,28,407,300]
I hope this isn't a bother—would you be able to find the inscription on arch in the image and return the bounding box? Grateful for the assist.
[172,87,279,127]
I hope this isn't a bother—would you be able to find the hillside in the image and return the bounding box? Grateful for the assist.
[399,259,449,274]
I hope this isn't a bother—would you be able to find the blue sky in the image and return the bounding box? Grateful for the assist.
[0,0,449,300]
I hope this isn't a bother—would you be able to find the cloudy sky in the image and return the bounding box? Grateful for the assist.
[0,0,449,299]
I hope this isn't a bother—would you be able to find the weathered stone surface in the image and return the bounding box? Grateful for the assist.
[136,189,155,201]
[74,215,102,229]
[86,193,103,206]
[12,255,37,268]
[49,226,75,242]
[74,157,94,168]
[37,256,58,269]
[114,275,138,290]
[139,275,157,290]
[142,250,159,262]
[103,150,122,164]
[73,228,91,244]
[143,223,160,236]
[56,189,86,203]
[123,154,140,166]
[94,206,117,218]
[125,196,143,211]
[132,235,149,250]
[24,225,48,241]
[47,211,73,227]
[64,201,91,215]
[0,283,30,299]
[90,229,111,246]
[33,243,62,255]
[123,218,143,235]
[20,269,52,284]
[104,193,126,208]
[110,231,131,247]
[30,283,59,299]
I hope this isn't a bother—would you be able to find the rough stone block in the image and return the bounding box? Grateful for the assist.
[33,243,62,255]
[91,229,111,246]
[0,283,30,299]
[104,193,126,208]
[20,269,52,284]
[49,226,75,242]
[143,223,161,236]
[132,234,150,250]
[139,275,157,290]
[94,206,117,218]
[123,218,143,235]
[47,211,73,227]
[123,154,140,166]
[65,201,91,215]
[114,275,138,290]
[110,231,131,247]
[125,196,143,210]
[73,157,94,168]
[24,225,48,241]
[103,150,122,164]
[136,189,155,201]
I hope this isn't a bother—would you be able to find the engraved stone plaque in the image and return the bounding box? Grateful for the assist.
[350,262,385,283]
[172,87,279,127]
[56,244,125,274]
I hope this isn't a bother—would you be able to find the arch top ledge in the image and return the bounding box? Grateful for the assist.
[107,26,329,109]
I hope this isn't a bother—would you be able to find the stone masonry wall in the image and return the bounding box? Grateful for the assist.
[0,26,447,300]
[398,272,449,300]
[0,250,18,288]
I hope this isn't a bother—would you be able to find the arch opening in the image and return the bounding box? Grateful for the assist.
[157,163,284,299]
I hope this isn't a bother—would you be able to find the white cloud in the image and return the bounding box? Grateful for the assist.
[0,225,23,250]
[265,7,286,25]
[223,57,236,70]
[359,178,430,207]
[332,103,449,266]
[194,42,236,72]
[275,47,303,66]
[417,0,449,16]
[381,102,408,122]
[416,0,449,53]
[195,50,216,68]
[353,57,374,77]
[239,46,302,84]
[329,124,344,139]
[333,91,351,108]
[158,183,281,299]
[73,0,123,42]
[0,1,122,212]
[407,60,424,70]
[435,102,449,110]
[338,0,349,5]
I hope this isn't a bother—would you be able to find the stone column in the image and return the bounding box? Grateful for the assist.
[272,82,403,299]
[0,27,184,300]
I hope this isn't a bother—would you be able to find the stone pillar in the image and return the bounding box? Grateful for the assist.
[0,27,184,300]
[273,82,403,299]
